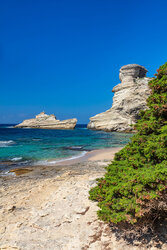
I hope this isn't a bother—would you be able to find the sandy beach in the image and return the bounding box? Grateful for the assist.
[0,147,166,250]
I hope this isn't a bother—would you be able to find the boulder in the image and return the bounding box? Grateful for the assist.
[87,64,151,132]
[15,112,77,130]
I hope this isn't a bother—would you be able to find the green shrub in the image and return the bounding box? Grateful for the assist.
[89,63,167,225]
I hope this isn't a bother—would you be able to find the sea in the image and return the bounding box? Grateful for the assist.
[0,124,132,175]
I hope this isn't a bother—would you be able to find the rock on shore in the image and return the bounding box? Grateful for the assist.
[15,112,77,130]
[87,64,151,132]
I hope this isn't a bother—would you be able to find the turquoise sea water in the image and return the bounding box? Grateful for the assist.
[0,124,132,174]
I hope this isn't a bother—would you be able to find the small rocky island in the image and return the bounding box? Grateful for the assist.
[15,112,77,129]
[87,64,151,132]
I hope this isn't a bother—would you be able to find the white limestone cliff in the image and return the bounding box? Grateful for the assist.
[87,64,151,132]
[15,112,77,130]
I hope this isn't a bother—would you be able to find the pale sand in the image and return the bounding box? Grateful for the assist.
[0,147,165,250]
[87,147,122,161]
[52,147,123,166]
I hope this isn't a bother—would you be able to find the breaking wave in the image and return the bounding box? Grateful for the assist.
[0,140,15,147]
[35,151,87,165]
[10,157,23,161]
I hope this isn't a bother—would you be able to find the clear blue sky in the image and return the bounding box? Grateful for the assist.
[0,0,167,124]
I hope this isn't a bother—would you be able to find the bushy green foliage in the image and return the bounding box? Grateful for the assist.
[89,63,167,225]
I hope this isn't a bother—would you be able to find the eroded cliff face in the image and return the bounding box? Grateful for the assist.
[87,64,151,132]
[15,112,77,130]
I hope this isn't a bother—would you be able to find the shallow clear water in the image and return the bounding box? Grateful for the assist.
[0,124,132,173]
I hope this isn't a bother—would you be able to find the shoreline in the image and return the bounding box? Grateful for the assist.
[48,147,123,166]
[0,147,165,249]
[0,147,123,176]
[0,148,119,249]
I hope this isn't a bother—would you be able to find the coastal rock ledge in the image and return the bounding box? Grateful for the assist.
[87,64,151,132]
[15,112,77,129]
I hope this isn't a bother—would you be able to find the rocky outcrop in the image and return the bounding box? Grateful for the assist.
[15,112,77,130]
[88,64,151,132]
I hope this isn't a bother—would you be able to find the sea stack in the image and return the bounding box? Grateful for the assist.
[15,112,77,130]
[87,64,151,132]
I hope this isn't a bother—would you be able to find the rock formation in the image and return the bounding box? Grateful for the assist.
[15,112,77,130]
[87,64,151,132]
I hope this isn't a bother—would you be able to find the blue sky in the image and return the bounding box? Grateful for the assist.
[0,0,167,124]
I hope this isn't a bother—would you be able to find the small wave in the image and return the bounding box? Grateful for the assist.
[32,138,41,141]
[11,157,23,161]
[35,151,87,166]
[0,171,15,176]
[0,125,14,128]
[0,140,15,147]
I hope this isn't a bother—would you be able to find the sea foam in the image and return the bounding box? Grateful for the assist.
[0,140,15,147]
[35,151,87,165]
[11,157,23,161]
